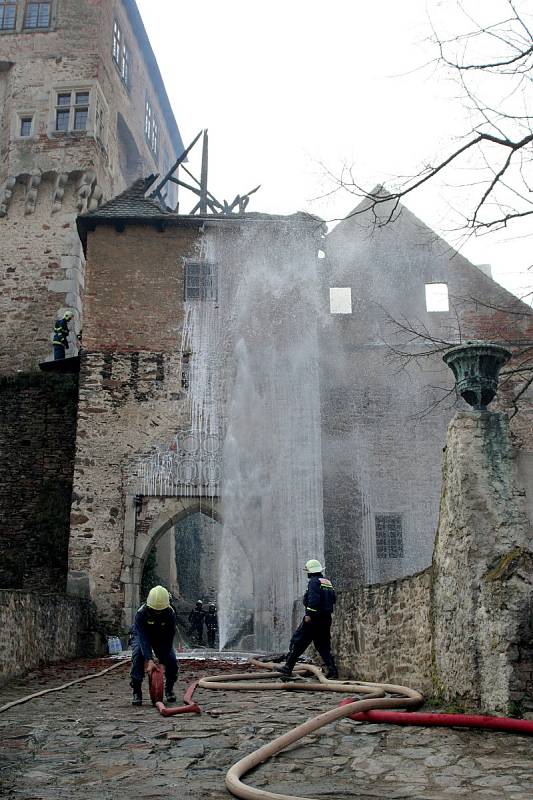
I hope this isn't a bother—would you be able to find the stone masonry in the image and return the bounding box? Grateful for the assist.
[432,411,533,713]
[332,568,433,694]
[0,589,90,685]
[334,409,533,713]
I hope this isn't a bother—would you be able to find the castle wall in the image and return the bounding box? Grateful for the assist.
[0,372,77,591]
[0,590,90,685]
[333,410,533,714]
[0,2,183,615]
[0,0,182,373]
[68,224,200,628]
[322,200,533,589]
[332,568,433,694]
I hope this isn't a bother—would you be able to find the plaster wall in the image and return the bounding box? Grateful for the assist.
[322,199,533,588]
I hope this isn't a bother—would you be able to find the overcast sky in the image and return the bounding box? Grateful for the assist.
[136,0,532,301]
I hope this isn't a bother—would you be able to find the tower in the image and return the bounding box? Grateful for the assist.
[0,0,183,591]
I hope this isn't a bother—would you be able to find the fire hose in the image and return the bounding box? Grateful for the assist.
[2,655,533,800]
[197,658,533,800]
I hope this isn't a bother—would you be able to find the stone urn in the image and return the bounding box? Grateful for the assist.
[443,340,511,410]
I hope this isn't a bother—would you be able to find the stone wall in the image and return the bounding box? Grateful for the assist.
[0,590,90,685]
[432,411,533,713]
[0,0,182,374]
[0,372,78,591]
[332,568,433,694]
[333,410,533,714]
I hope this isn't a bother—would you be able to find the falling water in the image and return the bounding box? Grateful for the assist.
[138,215,326,651]
[203,218,326,651]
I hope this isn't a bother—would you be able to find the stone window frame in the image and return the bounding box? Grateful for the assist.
[375,512,404,559]
[47,81,109,144]
[184,261,218,302]
[112,17,131,89]
[23,0,52,30]
[12,109,36,139]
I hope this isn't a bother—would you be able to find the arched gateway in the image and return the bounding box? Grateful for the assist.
[121,494,222,628]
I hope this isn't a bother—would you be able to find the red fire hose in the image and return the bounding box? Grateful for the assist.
[338,701,533,734]
[148,665,201,716]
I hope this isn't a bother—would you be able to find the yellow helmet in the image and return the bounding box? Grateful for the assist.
[304,559,323,574]
[63,311,73,320]
[146,585,170,611]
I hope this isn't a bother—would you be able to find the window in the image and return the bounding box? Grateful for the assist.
[24,1,51,29]
[19,116,33,136]
[184,262,218,301]
[425,283,449,312]
[329,287,352,314]
[0,0,17,31]
[144,99,158,156]
[375,514,404,559]
[54,90,89,133]
[95,95,105,142]
[112,19,130,87]
[112,20,121,65]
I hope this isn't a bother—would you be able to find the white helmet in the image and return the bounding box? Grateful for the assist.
[304,559,323,574]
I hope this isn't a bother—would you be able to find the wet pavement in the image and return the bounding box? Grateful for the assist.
[1,656,532,799]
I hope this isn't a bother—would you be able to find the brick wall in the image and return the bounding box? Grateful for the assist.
[332,569,433,695]
[0,590,90,686]
[0,372,78,590]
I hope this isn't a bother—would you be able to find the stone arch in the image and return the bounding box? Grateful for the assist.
[121,495,222,628]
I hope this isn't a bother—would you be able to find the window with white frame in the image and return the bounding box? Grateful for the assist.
[24,1,51,29]
[54,90,89,132]
[184,262,218,302]
[0,0,17,30]
[425,283,449,312]
[112,19,130,87]
[375,514,404,559]
[144,98,158,157]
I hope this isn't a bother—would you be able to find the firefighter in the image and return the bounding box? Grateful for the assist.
[129,585,177,706]
[188,600,206,645]
[279,559,339,680]
[205,602,218,648]
[52,310,73,360]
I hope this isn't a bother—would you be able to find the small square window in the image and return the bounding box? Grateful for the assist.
[425,283,449,312]
[329,287,352,314]
[75,91,89,105]
[375,514,404,559]
[0,1,17,31]
[184,262,218,302]
[57,93,71,106]
[25,1,51,29]
[19,117,33,136]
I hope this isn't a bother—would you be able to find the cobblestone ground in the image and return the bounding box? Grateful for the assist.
[1,656,532,800]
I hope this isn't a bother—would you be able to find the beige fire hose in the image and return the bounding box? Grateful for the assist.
[198,659,424,800]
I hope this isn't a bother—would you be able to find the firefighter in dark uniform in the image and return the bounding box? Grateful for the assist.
[52,310,73,360]
[129,585,178,706]
[188,600,206,645]
[205,602,218,648]
[279,559,339,680]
